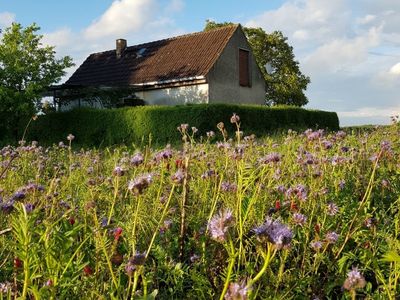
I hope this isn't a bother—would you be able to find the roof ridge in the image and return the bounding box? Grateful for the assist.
[90,24,240,56]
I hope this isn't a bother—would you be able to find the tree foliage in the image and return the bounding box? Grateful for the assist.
[204,21,310,106]
[0,23,73,140]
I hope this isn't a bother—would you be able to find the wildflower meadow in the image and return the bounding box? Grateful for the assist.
[0,115,399,299]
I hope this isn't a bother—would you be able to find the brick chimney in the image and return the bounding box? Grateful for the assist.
[116,39,127,58]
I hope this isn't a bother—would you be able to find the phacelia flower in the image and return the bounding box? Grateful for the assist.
[224,280,250,300]
[253,217,293,250]
[130,153,144,166]
[259,152,281,164]
[125,252,147,277]
[171,169,185,184]
[128,173,153,195]
[221,181,237,192]
[208,209,235,243]
[292,213,307,226]
[326,202,339,216]
[112,166,125,177]
[310,240,323,251]
[325,231,339,244]
[343,267,366,291]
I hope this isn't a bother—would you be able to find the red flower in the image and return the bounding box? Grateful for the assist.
[14,257,23,268]
[290,201,298,211]
[68,217,75,225]
[275,200,281,210]
[113,227,123,241]
[83,265,93,276]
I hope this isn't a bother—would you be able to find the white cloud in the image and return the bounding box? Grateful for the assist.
[246,0,399,125]
[0,12,15,28]
[389,62,400,75]
[84,0,157,40]
[166,0,185,13]
[41,0,185,83]
[357,14,376,25]
[303,25,382,74]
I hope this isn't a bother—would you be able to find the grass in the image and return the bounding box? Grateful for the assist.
[0,116,399,299]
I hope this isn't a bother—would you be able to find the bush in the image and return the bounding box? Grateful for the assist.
[26,104,339,146]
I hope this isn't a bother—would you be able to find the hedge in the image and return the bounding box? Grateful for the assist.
[26,104,339,146]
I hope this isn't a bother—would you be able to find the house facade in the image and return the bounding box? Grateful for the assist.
[56,25,265,110]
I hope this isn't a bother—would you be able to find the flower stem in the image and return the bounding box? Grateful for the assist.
[219,236,236,300]
[248,244,276,287]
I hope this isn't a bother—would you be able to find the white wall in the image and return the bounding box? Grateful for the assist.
[136,83,209,105]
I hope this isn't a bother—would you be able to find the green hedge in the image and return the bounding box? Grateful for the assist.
[26,104,339,146]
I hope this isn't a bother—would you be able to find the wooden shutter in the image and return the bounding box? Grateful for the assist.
[239,49,250,87]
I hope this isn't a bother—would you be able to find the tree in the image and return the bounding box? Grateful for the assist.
[204,21,310,106]
[0,23,74,140]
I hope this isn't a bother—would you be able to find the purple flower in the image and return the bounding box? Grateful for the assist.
[221,181,237,192]
[201,169,216,179]
[124,252,146,276]
[24,203,35,213]
[310,240,323,251]
[321,140,333,149]
[171,169,185,184]
[128,174,153,195]
[343,267,366,290]
[130,153,144,166]
[325,231,339,244]
[112,166,125,177]
[326,202,339,216]
[208,209,235,243]
[0,200,14,214]
[285,184,307,201]
[338,180,346,190]
[67,134,75,141]
[154,146,173,162]
[11,191,26,201]
[259,152,281,164]
[253,217,293,250]
[224,280,250,300]
[292,213,307,226]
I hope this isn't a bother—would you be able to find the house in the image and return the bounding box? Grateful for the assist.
[55,24,266,110]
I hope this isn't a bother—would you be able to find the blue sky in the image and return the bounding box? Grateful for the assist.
[1,0,399,126]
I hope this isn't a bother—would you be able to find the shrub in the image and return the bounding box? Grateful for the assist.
[26,104,339,146]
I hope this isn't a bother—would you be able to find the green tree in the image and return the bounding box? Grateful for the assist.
[204,21,310,106]
[0,23,73,141]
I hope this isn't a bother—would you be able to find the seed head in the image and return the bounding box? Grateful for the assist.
[230,113,240,124]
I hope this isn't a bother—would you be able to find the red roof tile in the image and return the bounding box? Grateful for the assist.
[66,25,239,87]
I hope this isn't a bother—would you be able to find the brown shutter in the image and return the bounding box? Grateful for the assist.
[239,49,250,87]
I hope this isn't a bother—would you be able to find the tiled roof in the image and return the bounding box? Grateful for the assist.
[66,25,239,87]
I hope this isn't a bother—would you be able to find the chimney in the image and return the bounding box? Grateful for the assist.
[116,39,127,58]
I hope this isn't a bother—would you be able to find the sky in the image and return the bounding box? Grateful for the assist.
[1,0,399,126]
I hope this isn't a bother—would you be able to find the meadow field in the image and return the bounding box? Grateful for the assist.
[0,115,399,299]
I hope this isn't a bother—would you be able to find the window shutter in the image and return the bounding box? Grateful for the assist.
[239,49,250,87]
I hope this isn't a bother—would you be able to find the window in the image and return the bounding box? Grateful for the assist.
[239,49,251,87]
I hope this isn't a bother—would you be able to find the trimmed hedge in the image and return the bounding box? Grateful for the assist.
[27,104,339,146]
